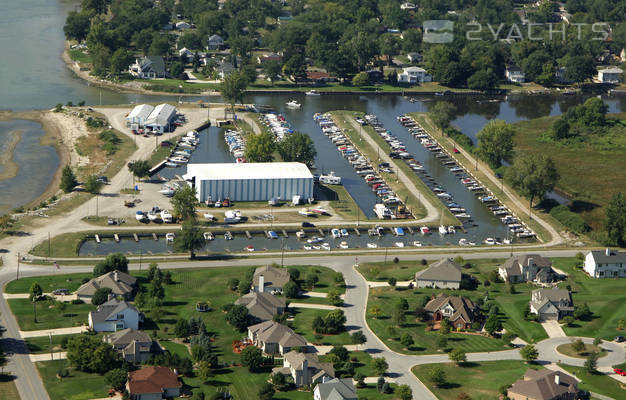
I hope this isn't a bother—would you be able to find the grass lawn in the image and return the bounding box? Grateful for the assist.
[0,375,19,399]
[290,308,352,346]
[25,333,101,354]
[68,49,92,64]
[36,360,109,400]
[559,364,626,399]
[8,298,91,331]
[556,343,607,359]
[182,366,275,399]
[412,360,542,400]
[5,272,92,294]
[319,350,378,377]
[318,184,369,221]
[160,340,190,358]
[357,260,428,281]
[288,265,346,294]
[30,231,91,258]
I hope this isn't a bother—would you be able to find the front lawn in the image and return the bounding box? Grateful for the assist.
[357,260,428,282]
[8,299,91,331]
[36,360,109,400]
[412,360,542,400]
[5,273,92,294]
[25,333,101,354]
[290,309,352,346]
[0,375,18,400]
[559,364,626,399]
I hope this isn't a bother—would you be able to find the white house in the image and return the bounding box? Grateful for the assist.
[584,248,626,278]
[400,2,417,10]
[314,378,357,400]
[128,56,166,79]
[178,47,194,62]
[176,21,191,30]
[529,288,574,321]
[597,67,623,83]
[397,66,432,84]
[505,65,525,83]
[88,297,141,332]
[207,34,225,50]
[144,103,177,133]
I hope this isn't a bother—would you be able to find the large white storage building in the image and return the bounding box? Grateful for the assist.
[126,104,154,129]
[144,103,177,133]
[185,162,314,202]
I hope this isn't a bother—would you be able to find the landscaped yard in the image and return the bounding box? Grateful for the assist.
[412,360,542,400]
[559,364,626,400]
[556,342,607,359]
[36,360,109,400]
[5,272,92,294]
[25,333,100,354]
[357,260,429,282]
[291,308,352,346]
[8,299,92,331]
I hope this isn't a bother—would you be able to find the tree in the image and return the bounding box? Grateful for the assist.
[387,277,397,288]
[174,220,205,259]
[93,253,128,276]
[467,69,498,90]
[396,384,412,400]
[105,368,127,390]
[436,335,448,350]
[484,314,503,336]
[327,290,343,307]
[312,315,325,333]
[283,53,307,83]
[352,71,370,87]
[379,33,400,66]
[506,154,559,210]
[372,357,389,376]
[60,165,78,193]
[550,118,571,140]
[171,186,199,221]
[520,344,538,362]
[261,60,282,85]
[605,192,626,247]
[428,366,446,387]
[92,287,113,305]
[110,48,134,76]
[283,281,298,298]
[305,273,319,290]
[391,303,406,327]
[84,174,104,195]
[429,102,457,131]
[477,120,515,168]
[571,338,585,353]
[219,71,247,112]
[439,318,451,335]
[241,346,263,372]
[323,309,346,333]
[584,351,599,373]
[0,215,12,233]
[351,331,367,345]
[67,334,120,373]
[563,54,596,84]
[29,282,43,301]
[562,315,575,327]
[245,131,276,162]
[175,318,191,339]
[170,62,185,79]
[225,304,249,331]
[400,333,414,349]
[127,160,151,182]
[449,348,467,365]
[258,382,275,400]
[276,132,317,166]
[329,345,349,362]
[64,11,91,42]
[574,303,592,321]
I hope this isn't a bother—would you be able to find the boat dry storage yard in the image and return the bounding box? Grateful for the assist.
[184,162,314,202]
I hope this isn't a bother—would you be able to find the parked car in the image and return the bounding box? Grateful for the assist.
[96,176,108,184]
[161,140,173,147]
[615,336,625,342]
[613,368,626,376]
[52,289,69,295]
[301,222,315,228]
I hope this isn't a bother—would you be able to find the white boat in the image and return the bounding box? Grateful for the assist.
[159,187,176,197]
[245,245,255,252]
[168,156,189,164]
[165,232,175,243]
[394,242,405,247]
[203,232,214,241]
[420,226,430,235]
[458,238,468,246]
[160,210,173,223]
[448,226,456,234]
[204,213,215,221]
[299,208,315,217]
[147,211,159,221]
[331,228,341,239]
[312,245,321,250]
[319,171,342,185]
[340,228,349,237]
[224,231,233,240]
[412,241,422,247]
[321,243,331,251]
[286,100,301,108]
[303,244,313,250]
[296,230,306,239]
[339,241,349,249]
[439,225,448,235]
[367,242,378,248]
[135,211,146,221]
[484,237,496,245]
[305,90,321,96]
[373,204,392,219]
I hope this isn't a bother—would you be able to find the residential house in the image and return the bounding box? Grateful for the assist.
[424,294,478,330]
[126,104,155,129]
[178,47,194,62]
[252,265,291,293]
[272,351,334,387]
[314,378,357,400]
[216,60,235,80]
[498,254,556,284]
[88,297,141,332]
[597,67,623,83]
[207,34,225,50]
[127,366,181,400]
[76,271,137,303]
[129,56,166,79]
[505,65,525,83]
[397,66,432,84]
[257,53,283,65]
[277,14,294,24]
[621,48,625,62]
[366,69,384,83]
[407,52,422,63]
[176,21,191,30]
[248,320,307,355]
[144,103,177,134]
[507,369,579,400]
[234,291,286,322]
[415,258,462,289]
[306,71,338,84]
[529,288,574,321]
[400,3,417,10]
[104,328,160,363]
[584,248,626,278]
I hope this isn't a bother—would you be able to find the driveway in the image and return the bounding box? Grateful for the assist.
[20,326,87,338]
[541,320,567,338]
[536,337,626,368]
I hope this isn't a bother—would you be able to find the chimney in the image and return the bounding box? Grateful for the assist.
[605,248,611,256]
[258,275,265,293]
[302,359,309,385]
[554,373,560,385]
[114,271,119,282]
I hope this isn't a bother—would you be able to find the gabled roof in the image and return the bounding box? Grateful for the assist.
[105,328,151,347]
[89,298,139,324]
[508,369,578,400]
[208,34,224,42]
[588,249,626,264]
[127,104,155,121]
[76,271,136,297]
[284,351,335,377]
[248,321,307,348]
[253,265,291,289]
[128,366,181,395]
[140,56,166,76]
[598,67,623,74]
[530,288,573,313]
[424,294,476,323]
[500,254,552,276]
[315,378,357,400]
[402,66,427,73]
[416,259,462,282]
[234,292,285,321]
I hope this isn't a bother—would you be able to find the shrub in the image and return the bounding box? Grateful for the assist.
[550,205,589,233]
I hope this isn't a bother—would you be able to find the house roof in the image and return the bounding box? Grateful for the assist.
[424,294,476,323]
[588,249,626,264]
[127,104,154,121]
[128,366,181,395]
[284,351,335,377]
[76,271,136,297]
[507,64,523,73]
[402,66,427,73]
[508,369,578,400]
[315,378,357,400]
[234,292,285,321]
[105,328,151,347]
[248,321,307,348]
[89,298,139,324]
[416,259,462,283]
[146,103,177,126]
[598,67,623,74]
[306,71,335,80]
[208,34,224,43]
[253,265,291,289]
[140,56,166,76]
[500,254,552,277]
[530,288,573,313]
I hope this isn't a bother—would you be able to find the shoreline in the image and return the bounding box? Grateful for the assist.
[0,111,70,211]
[0,129,24,181]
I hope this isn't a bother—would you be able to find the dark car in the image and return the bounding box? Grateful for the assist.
[615,336,625,342]
[52,289,69,295]
[302,222,315,228]
[96,176,108,184]
[160,140,173,147]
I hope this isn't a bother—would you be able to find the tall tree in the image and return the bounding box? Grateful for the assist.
[378,33,400,66]
[605,192,626,247]
[64,11,91,42]
[110,48,134,76]
[29,282,43,301]
[170,186,199,221]
[506,154,560,210]
[174,220,205,259]
[277,132,316,166]
[245,131,276,162]
[429,101,457,131]
[84,174,104,194]
[261,60,282,85]
[93,253,129,276]
[219,71,247,113]
[127,160,152,182]
[520,344,539,362]
[60,165,78,193]
[476,120,516,168]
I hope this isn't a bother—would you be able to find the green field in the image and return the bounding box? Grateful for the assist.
[8,299,92,331]
[0,376,18,400]
[357,260,429,282]
[556,342,607,359]
[291,308,352,346]
[559,364,626,399]
[5,272,92,293]
[412,361,542,400]
[36,360,109,400]
[25,333,100,355]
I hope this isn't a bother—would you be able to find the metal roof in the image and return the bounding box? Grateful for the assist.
[145,103,177,126]
[127,104,154,120]
[186,162,313,180]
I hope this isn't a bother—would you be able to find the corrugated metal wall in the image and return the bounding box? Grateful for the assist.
[197,177,313,201]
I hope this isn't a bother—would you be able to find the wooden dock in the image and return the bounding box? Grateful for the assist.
[407,226,414,234]
[282,229,288,238]
[95,234,101,243]
[245,231,252,239]
[133,233,139,242]
[318,228,325,237]
[354,228,360,236]
[114,234,120,243]
[152,233,158,241]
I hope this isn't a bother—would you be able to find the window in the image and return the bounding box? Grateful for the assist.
[117,314,124,319]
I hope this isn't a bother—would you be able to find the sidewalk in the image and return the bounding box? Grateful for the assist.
[299,291,345,299]
[3,292,77,301]
[313,345,363,355]
[367,281,413,288]
[289,302,339,310]
[29,352,67,362]
[20,326,87,338]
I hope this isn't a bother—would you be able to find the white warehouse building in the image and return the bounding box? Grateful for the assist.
[184,162,314,202]
[144,103,177,133]
[126,104,154,129]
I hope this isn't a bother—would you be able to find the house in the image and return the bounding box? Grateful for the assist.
[407,52,422,63]
[248,321,307,355]
[498,254,556,284]
[207,34,225,50]
[216,60,235,80]
[104,328,160,363]
[621,48,625,62]
[397,66,432,84]
[126,104,155,129]
[529,288,574,321]
[424,294,477,330]
[252,265,291,293]
[314,378,357,400]
[306,71,338,84]
[400,2,417,10]
[176,21,191,30]
[144,103,177,134]
[257,53,282,65]
[597,67,623,83]
[584,248,626,278]
[76,271,137,303]
[234,291,286,322]
[127,366,181,400]
[507,369,579,400]
[505,65,526,83]
[415,258,462,289]
[129,56,166,79]
[178,47,194,62]
[88,297,141,332]
[366,69,384,83]
[272,350,334,387]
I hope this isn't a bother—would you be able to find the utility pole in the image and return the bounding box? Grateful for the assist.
[139,250,142,272]
[49,333,53,361]
[280,238,285,267]
[384,247,388,264]
[16,252,20,280]
[33,299,37,323]
[48,232,51,259]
